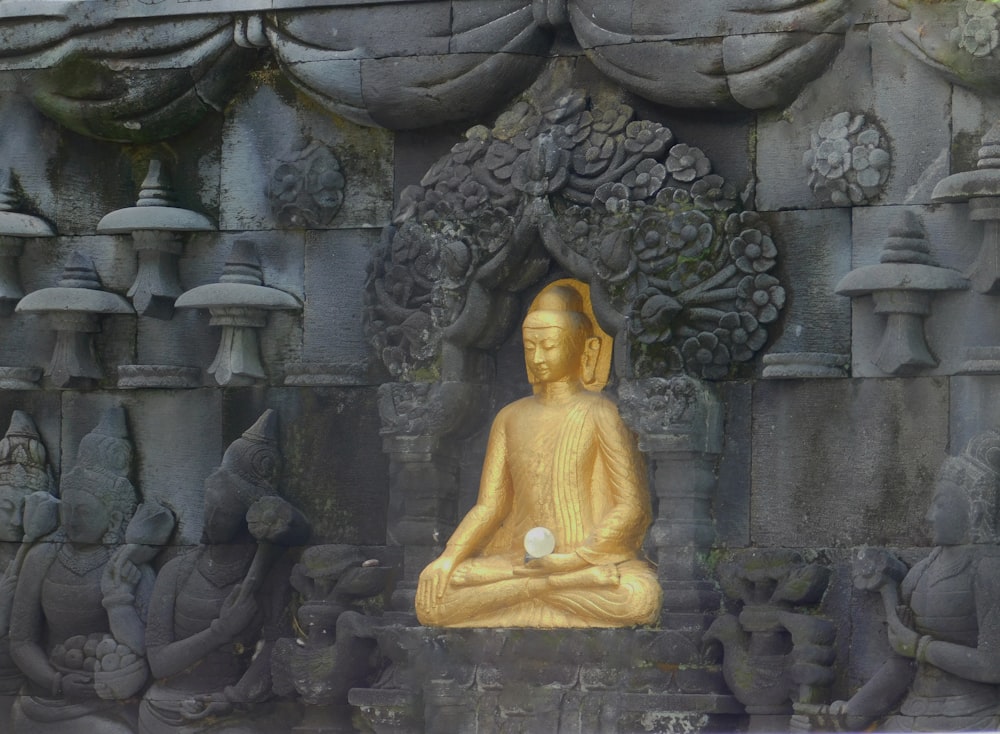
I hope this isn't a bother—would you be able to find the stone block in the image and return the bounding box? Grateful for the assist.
[220,80,393,231]
[950,375,1000,453]
[0,393,61,471]
[61,389,224,544]
[301,228,379,374]
[226,386,388,546]
[716,382,750,548]
[755,26,874,212]
[849,204,984,377]
[870,23,953,206]
[393,122,470,202]
[0,312,55,377]
[750,378,948,547]
[0,95,131,236]
[951,87,1000,176]
[764,208,852,356]
[855,0,909,24]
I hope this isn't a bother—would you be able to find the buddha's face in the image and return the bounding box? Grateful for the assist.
[926,477,971,546]
[201,469,247,545]
[522,322,582,385]
[0,485,25,542]
[61,485,111,545]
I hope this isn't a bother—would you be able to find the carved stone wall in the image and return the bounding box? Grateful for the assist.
[0,0,998,731]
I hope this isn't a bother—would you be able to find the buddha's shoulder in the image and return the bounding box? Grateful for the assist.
[495,391,620,419]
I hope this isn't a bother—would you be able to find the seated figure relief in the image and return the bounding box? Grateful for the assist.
[416,280,661,628]
[805,429,1000,731]
[0,412,57,723]
[140,409,309,734]
[9,407,158,734]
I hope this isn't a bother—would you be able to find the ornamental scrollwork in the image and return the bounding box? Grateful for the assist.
[365,86,786,382]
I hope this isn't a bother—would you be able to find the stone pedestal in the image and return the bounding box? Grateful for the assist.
[349,626,744,734]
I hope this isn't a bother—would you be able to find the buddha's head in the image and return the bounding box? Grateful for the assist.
[202,409,280,545]
[0,411,53,543]
[930,429,1000,545]
[523,281,609,390]
[60,408,137,546]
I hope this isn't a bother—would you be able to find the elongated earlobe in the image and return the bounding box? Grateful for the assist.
[582,337,601,385]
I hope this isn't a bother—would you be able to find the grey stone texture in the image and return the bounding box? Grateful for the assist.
[1,0,1000,730]
[751,377,948,548]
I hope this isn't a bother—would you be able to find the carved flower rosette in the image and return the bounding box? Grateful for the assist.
[366,88,785,381]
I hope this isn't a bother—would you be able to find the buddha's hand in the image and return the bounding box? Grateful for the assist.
[514,552,589,576]
[417,555,456,606]
[210,583,258,641]
[61,672,95,700]
[887,604,919,658]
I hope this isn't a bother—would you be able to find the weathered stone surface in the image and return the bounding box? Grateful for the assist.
[61,389,223,544]
[224,386,388,545]
[301,228,378,373]
[716,381,751,548]
[850,204,986,377]
[870,23,953,207]
[751,378,948,547]
[220,80,393,231]
[755,26,874,212]
[765,208,852,358]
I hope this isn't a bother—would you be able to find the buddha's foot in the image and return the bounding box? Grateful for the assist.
[546,564,620,589]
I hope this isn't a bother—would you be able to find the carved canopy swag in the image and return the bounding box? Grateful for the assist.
[0,0,853,140]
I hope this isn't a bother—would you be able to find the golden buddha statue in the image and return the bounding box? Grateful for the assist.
[416,280,661,628]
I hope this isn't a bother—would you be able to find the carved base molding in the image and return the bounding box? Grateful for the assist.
[348,625,744,734]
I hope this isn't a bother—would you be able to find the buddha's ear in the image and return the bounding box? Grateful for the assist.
[581,336,601,384]
[109,510,124,533]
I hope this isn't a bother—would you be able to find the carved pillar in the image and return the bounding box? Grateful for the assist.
[378,380,488,612]
[619,376,723,627]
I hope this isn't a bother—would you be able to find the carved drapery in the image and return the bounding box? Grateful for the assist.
[0,0,855,140]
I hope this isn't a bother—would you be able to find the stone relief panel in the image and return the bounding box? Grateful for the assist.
[4,0,1000,730]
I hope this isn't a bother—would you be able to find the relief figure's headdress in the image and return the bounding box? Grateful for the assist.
[939,428,1000,544]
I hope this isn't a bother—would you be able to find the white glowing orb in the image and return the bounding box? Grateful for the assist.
[523,526,556,559]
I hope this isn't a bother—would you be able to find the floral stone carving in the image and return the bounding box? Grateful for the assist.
[366,82,786,382]
[891,0,1000,97]
[267,142,346,228]
[804,112,891,207]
